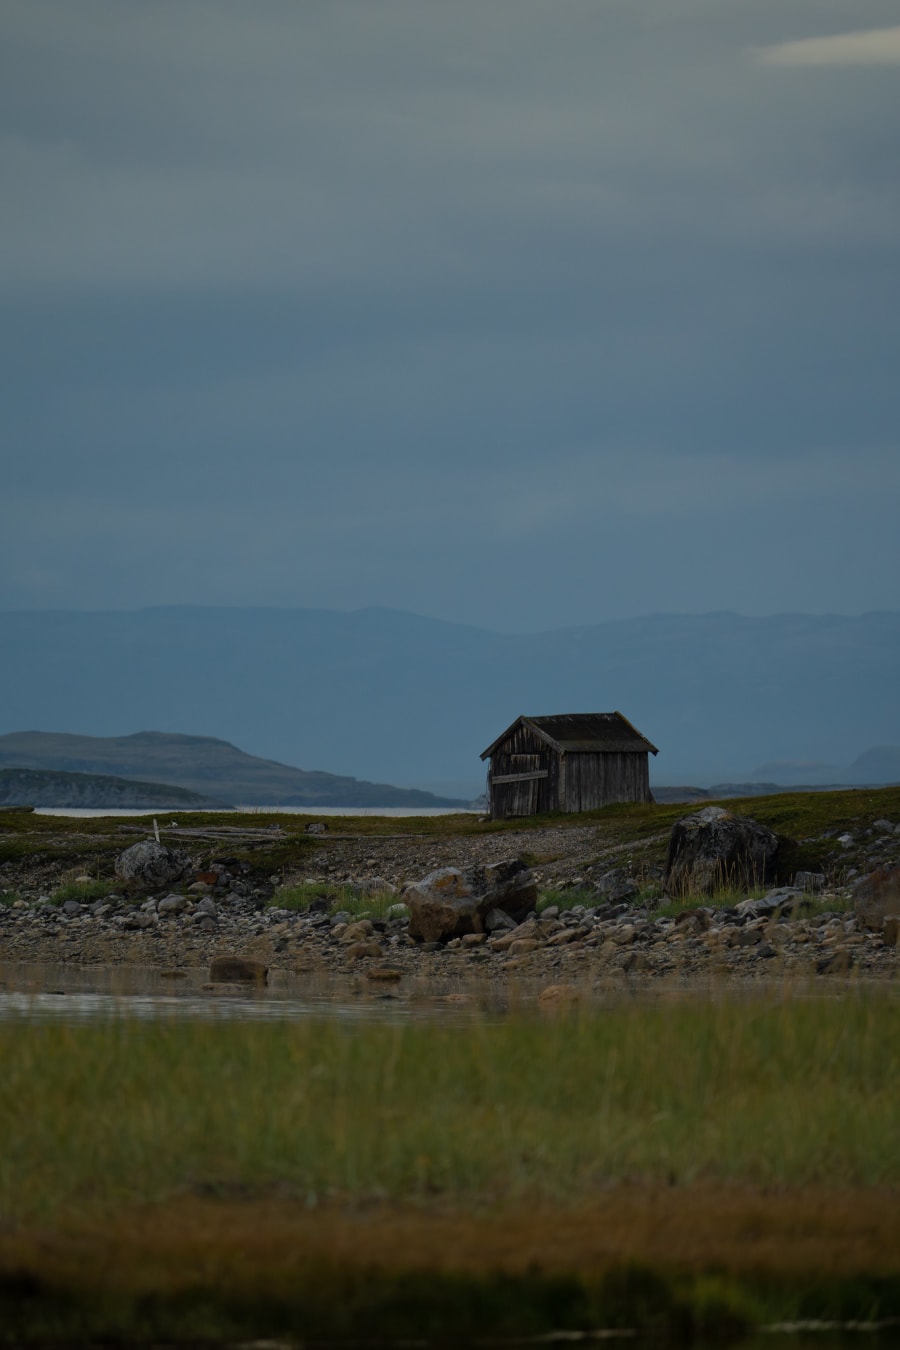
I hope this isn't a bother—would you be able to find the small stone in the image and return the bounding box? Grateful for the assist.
[546,928,582,947]
[345,941,383,960]
[341,920,374,942]
[508,938,540,956]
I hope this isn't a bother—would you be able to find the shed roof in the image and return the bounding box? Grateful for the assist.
[480,712,658,760]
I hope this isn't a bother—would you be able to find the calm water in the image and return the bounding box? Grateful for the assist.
[0,960,513,1024]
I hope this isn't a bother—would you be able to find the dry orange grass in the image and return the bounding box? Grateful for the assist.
[6,1185,898,1295]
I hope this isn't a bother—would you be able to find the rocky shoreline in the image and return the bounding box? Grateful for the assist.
[1,812,897,987]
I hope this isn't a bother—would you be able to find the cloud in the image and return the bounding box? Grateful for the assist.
[756,25,900,67]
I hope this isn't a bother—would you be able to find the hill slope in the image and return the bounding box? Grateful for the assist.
[0,731,468,808]
[0,767,222,809]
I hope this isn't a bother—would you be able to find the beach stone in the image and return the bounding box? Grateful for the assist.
[404,869,482,943]
[853,865,900,932]
[474,858,538,925]
[209,956,268,984]
[509,937,541,956]
[341,919,374,942]
[883,916,899,946]
[158,893,187,916]
[115,840,191,888]
[665,806,781,897]
[794,871,826,892]
[484,907,517,933]
[346,941,383,960]
[736,888,803,920]
[594,868,640,904]
[404,858,537,944]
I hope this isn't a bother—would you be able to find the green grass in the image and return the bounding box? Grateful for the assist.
[269,880,404,919]
[1,992,897,1226]
[49,878,117,905]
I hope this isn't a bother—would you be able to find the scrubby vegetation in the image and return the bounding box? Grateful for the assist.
[269,879,402,920]
[49,877,117,905]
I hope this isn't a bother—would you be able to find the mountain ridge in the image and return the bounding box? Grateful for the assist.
[1,606,898,789]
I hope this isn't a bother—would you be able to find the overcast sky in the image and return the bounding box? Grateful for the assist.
[2,0,898,632]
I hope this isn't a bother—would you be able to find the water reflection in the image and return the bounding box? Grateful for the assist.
[0,961,509,1025]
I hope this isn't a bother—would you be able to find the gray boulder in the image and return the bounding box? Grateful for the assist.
[474,858,538,926]
[735,887,803,920]
[853,865,900,932]
[665,806,780,897]
[405,858,538,944]
[115,840,191,888]
[594,867,640,905]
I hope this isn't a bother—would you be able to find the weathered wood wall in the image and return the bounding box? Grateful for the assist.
[488,733,651,818]
[487,724,557,818]
[562,751,651,812]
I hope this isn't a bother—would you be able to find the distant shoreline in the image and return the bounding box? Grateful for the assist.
[31,804,481,818]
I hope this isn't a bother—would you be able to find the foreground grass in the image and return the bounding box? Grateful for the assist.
[1,993,898,1341]
[3,995,898,1214]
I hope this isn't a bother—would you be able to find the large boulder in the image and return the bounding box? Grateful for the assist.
[665,806,780,897]
[115,839,191,888]
[404,858,537,944]
[853,865,900,932]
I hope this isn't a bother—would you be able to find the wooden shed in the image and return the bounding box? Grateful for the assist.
[480,712,658,819]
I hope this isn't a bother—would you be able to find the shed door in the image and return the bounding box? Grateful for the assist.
[492,754,546,818]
